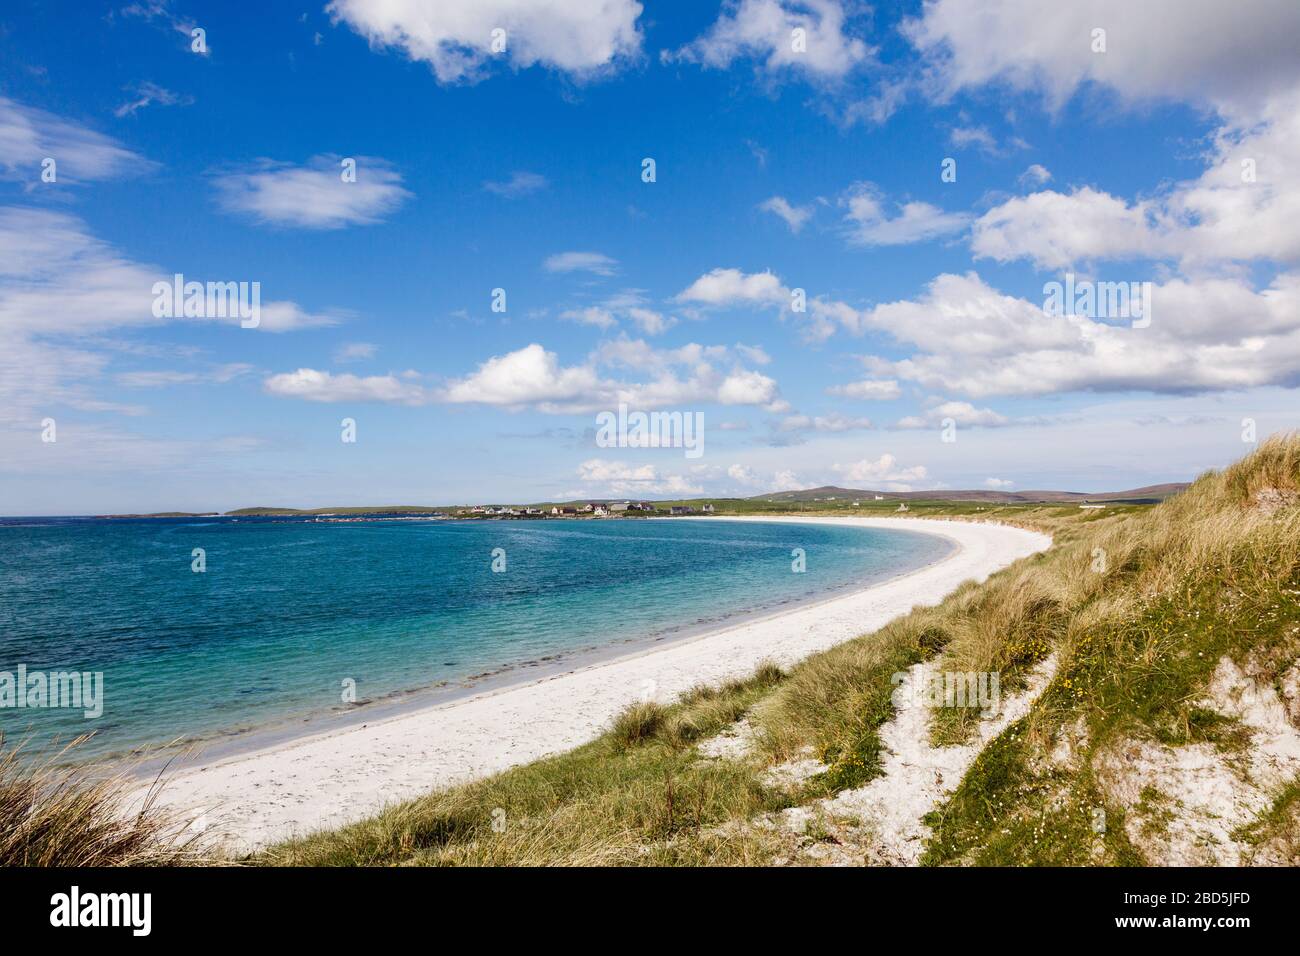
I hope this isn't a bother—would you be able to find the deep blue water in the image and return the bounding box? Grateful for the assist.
[0,516,948,760]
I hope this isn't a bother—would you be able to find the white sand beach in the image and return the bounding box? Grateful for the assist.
[142,516,1051,852]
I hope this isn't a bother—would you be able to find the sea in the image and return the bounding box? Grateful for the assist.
[0,515,950,762]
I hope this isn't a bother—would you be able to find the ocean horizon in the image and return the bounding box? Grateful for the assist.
[0,516,950,763]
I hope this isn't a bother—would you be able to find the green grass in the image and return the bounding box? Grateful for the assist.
[1233,777,1300,863]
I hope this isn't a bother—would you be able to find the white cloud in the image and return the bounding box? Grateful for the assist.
[430,340,786,414]
[778,412,872,433]
[676,267,786,306]
[728,463,760,485]
[119,0,207,54]
[832,453,928,487]
[593,338,727,371]
[559,289,678,335]
[857,270,1300,398]
[263,368,427,405]
[896,400,1009,429]
[0,96,147,183]
[0,205,340,424]
[674,266,866,341]
[1018,163,1051,187]
[718,368,780,406]
[904,0,1300,122]
[559,306,617,329]
[948,125,999,155]
[827,378,900,400]
[670,0,871,80]
[213,155,411,229]
[841,183,970,246]
[758,196,813,233]
[626,307,675,335]
[973,93,1300,269]
[0,206,335,338]
[115,363,253,388]
[483,171,548,197]
[334,342,378,363]
[772,469,816,491]
[114,82,192,118]
[545,251,618,275]
[726,463,819,493]
[575,458,703,496]
[441,343,605,411]
[984,477,1014,489]
[328,0,645,84]
[971,186,1162,270]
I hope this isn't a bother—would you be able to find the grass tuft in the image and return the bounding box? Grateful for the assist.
[0,736,204,867]
[610,701,668,749]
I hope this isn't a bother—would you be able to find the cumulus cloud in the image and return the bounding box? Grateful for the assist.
[426,340,785,414]
[441,343,605,411]
[856,270,1300,398]
[669,0,872,80]
[984,477,1014,489]
[832,453,928,489]
[772,469,817,491]
[213,155,411,230]
[676,267,787,306]
[974,94,1300,270]
[758,196,814,233]
[841,182,970,246]
[0,96,148,184]
[725,463,818,493]
[728,463,760,485]
[328,0,645,84]
[575,458,703,496]
[675,266,863,341]
[904,0,1300,122]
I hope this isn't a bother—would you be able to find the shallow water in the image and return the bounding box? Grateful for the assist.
[0,515,949,760]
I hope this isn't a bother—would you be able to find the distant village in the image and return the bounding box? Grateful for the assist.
[463,501,716,518]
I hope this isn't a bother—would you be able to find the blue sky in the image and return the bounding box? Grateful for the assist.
[2,0,1299,513]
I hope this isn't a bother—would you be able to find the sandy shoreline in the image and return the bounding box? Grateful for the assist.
[141,516,1051,852]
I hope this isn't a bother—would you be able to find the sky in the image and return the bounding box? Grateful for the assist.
[1,0,1299,514]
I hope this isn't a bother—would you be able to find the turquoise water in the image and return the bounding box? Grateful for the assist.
[0,516,949,760]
